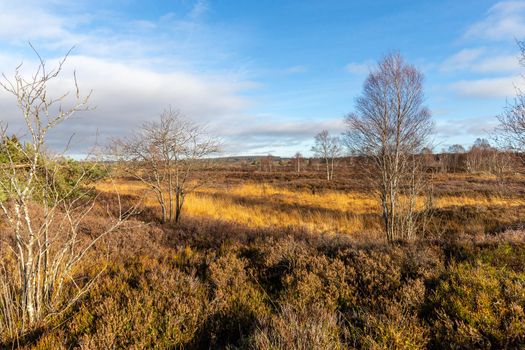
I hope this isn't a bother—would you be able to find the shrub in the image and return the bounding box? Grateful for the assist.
[258,236,355,311]
[8,211,525,349]
[32,258,209,349]
[430,261,525,349]
[252,302,344,350]
[350,307,429,349]
[200,251,270,348]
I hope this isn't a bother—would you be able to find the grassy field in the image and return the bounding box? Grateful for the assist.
[5,167,525,349]
[96,175,525,235]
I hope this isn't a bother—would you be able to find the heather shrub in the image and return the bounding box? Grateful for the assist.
[430,261,525,349]
[14,245,209,350]
[7,207,525,349]
[335,248,431,349]
[477,242,525,272]
[252,302,344,350]
[350,306,429,349]
[71,259,208,349]
[398,243,444,281]
[201,251,270,348]
[341,249,403,305]
[279,255,352,311]
[259,236,355,311]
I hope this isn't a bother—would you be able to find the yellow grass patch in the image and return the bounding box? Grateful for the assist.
[184,192,371,234]
[197,183,379,214]
[95,180,525,235]
[434,196,525,208]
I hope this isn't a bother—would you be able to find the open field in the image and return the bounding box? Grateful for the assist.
[95,169,525,236]
[4,158,525,349]
[6,166,525,349]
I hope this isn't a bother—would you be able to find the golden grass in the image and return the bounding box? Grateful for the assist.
[198,184,378,214]
[95,180,525,235]
[434,196,525,208]
[95,181,373,234]
[96,181,147,195]
[184,192,371,234]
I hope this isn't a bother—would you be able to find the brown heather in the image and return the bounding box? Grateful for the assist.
[2,197,524,349]
[2,166,525,349]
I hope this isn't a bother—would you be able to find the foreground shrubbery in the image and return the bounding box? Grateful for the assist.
[5,210,525,350]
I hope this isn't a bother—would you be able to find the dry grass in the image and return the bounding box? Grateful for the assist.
[185,193,371,234]
[95,180,525,235]
[200,183,378,214]
[5,186,525,349]
[434,195,525,207]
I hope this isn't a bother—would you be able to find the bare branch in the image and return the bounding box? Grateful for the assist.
[109,108,220,224]
[344,52,433,242]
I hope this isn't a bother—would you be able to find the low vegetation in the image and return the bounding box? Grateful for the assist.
[4,153,525,349]
[4,206,525,349]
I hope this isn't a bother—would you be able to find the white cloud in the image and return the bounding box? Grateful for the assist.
[223,117,344,138]
[285,65,308,74]
[449,75,523,98]
[441,49,521,73]
[0,3,59,40]
[465,1,525,41]
[472,54,521,72]
[190,0,209,19]
[441,48,485,71]
[0,53,253,152]
[0,0,259,154]
[0,1,244,70]
[221,117,346,156]
[344,61,372,75]
[436,117,498,137]
[442,2,525,100]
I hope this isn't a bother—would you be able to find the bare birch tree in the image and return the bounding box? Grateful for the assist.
[442,144,466,173]
[110,109,220,224]
[496,41,525,161]
[293,152,303,172]
[311,130,341,180]
[465,138,495,173]
[0,46,129,340]
[345,53,433,242]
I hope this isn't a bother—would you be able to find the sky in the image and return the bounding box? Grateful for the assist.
[0,0,524,156]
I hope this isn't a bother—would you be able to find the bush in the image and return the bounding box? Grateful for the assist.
[7,213,525,350]
[430,261,525,349]
[0,137,105,203]
[252,303,344,350]
[65,258,208,349]
[200,250,269,348]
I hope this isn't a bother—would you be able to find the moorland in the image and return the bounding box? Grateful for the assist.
[2,48,525,350]
[7,156,525,349]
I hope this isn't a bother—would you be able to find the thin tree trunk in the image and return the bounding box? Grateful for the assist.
[168,171,174,223]
[175,187,184,223]
[325,157,330,180]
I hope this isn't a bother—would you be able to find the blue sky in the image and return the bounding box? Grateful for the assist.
[0,0,524,156]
